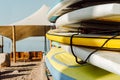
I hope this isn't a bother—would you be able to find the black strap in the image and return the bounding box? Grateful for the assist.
[70,31,120,64]
[70,27,86,64]
[70,34,87,64]
[84,33,120,62]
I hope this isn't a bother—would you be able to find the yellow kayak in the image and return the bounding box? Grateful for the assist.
[46,30,120,50]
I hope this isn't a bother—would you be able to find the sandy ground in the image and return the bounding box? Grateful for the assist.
[0,59,48,80]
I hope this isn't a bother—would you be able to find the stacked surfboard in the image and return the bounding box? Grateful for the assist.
[45,0,120,80]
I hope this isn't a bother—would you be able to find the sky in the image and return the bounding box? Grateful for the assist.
[0,0,60,25]
[0,0,60,53]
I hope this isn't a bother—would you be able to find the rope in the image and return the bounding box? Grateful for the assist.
[70,27,86,64]
[70,28,120,64]
[84,33,120,63]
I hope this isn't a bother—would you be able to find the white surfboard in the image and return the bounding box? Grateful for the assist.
[47,0,80,23]
[60,44,120,75]
[56,3,120,28]
[48,0,120,23]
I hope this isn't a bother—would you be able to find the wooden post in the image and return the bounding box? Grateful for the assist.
[44,26,47,54]
[1,36,3,53]
[12,25,16,63]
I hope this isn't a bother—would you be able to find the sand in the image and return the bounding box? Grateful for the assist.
[0,59,48,80]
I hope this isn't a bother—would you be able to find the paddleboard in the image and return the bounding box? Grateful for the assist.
[45,47,120,80]
[58,22,120,33]
[46,30,120,51]
[60,44,120,75]
[55,3,120,28]
[58,20,120,30]
[48,0,120,23]
[48,0,80,23]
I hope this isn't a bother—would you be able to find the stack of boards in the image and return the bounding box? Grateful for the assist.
[45,0,120,80]
[45,47,120,80]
